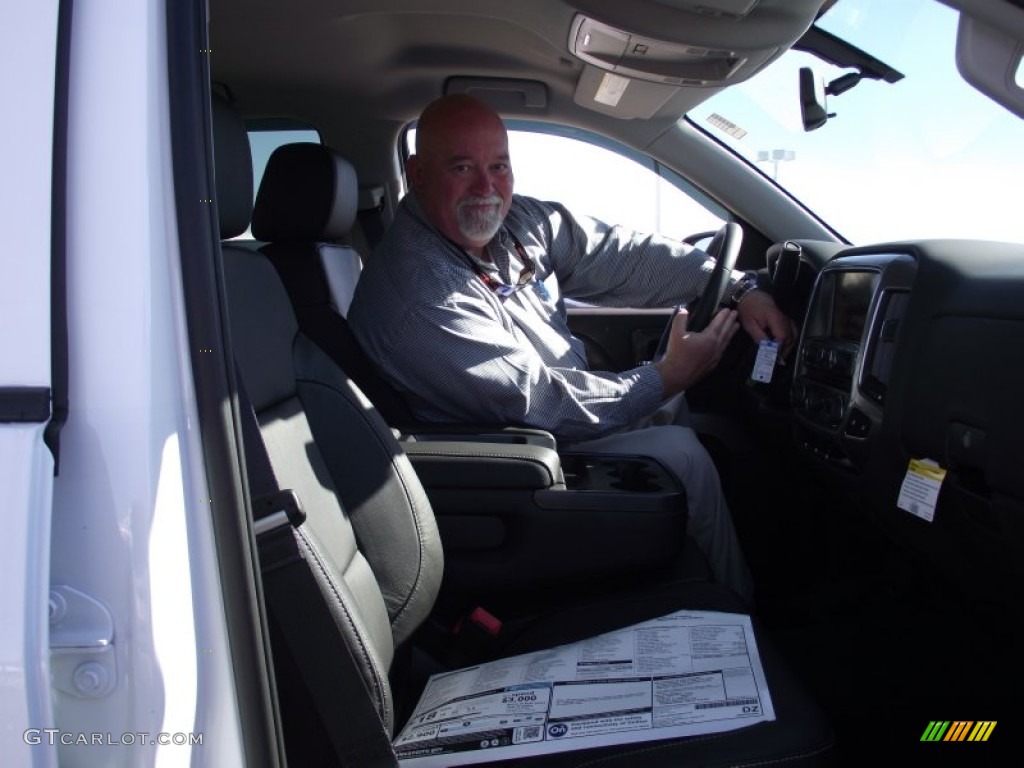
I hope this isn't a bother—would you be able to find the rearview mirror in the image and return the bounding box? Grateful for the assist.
[799,67,830,131]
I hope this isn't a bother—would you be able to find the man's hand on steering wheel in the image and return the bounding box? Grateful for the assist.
[654,307,740,398]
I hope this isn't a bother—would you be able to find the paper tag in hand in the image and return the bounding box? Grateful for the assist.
[751,339,779,383]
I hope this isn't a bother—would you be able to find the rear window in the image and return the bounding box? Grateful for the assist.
[239,121,321,239]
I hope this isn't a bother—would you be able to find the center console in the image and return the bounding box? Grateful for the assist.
[402,440,688,593]
[792,252,916,469]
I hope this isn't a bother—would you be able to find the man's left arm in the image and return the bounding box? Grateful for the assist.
[519,198,796,354]
[519,198,712,308]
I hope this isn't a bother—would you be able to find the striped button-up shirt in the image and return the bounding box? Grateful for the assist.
[348,193,745,442]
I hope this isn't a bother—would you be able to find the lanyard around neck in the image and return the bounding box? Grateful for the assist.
[465,234,536,299]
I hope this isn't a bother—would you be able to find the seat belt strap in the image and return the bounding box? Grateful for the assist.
[356,192,386,251]
[236,367,399,767]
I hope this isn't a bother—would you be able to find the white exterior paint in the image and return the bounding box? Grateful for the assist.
[0,0,244,765]
[0,1,60,766]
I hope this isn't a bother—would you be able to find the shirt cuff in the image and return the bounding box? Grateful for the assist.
[634,363,670,413]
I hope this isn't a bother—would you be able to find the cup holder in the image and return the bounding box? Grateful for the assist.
[609,459,661,492]
[561,454,672,493]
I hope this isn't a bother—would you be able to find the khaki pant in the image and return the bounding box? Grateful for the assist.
[565,396,754,602]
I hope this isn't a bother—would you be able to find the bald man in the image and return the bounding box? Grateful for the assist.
[350,95,792,600]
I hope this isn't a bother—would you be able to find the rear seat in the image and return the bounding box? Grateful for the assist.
[212,93,835,766]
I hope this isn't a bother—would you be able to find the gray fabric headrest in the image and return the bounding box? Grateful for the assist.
[211,94,254,239]
[251,143,358,242]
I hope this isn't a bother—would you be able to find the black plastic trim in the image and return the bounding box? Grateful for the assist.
[165,0,284,765]
[0,388,52,423]
[44,0,72,472]
[794,25,904,83]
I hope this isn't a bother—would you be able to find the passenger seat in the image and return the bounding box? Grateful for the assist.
[250,141,419,425]
[250,140,557,445]
[213,94,834,767]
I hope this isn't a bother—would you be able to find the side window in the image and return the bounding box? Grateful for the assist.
[403,123,724,241]
[506,129,724,242]
[238,122,321,239]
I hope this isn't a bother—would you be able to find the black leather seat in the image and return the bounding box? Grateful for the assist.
[250,141,422,426]
[213,93,834,767]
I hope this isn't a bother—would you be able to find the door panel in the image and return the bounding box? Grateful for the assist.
[567,307,674,372]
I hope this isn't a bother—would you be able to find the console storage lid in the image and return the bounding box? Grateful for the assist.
[402,440,563,489]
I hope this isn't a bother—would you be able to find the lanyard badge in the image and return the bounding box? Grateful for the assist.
[468,234,537,299]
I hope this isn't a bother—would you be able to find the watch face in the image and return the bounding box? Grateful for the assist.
[732,276,758,305]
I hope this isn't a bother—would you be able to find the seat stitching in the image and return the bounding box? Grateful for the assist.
[299,374,434,633]
[295,527,392,726]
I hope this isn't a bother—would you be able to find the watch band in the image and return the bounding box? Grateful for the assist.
[728,272,761,307]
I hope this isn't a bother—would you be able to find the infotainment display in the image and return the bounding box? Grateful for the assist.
[832,271,877,342]
[803,269,879,344]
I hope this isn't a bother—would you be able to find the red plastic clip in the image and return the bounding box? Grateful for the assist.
[468,606,502,637]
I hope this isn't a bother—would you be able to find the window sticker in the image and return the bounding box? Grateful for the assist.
[896,458,947,522]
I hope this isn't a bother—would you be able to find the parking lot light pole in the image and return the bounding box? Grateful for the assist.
[757,149,795,180]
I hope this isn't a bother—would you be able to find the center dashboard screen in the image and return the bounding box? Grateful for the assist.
[831,271,877,342]
[804,269,879,344]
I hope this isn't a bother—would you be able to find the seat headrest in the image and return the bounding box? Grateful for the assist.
[251,143,358,243]
[211,94,254,239]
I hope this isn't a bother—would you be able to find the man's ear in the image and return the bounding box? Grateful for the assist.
[406,154,423,191]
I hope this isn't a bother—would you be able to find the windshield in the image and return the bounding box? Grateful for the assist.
[689,0,1024,244]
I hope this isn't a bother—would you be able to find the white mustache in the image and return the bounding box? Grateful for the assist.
[458,196,503,208]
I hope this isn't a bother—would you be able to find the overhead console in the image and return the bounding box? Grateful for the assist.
[570,15,749,87]
[792,252,917,470]
[566,0,827,118]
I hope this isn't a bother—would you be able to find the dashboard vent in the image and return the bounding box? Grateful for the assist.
[861,290,908,405]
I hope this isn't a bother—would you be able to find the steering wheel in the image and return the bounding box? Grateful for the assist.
[653,222,743,360]
[687,221,743,331]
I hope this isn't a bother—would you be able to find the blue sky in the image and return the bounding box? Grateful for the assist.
[691,0,1024,243]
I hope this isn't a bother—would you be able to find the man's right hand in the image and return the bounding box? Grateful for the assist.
[653,307,739,397]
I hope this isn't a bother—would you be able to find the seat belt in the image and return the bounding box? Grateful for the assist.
[356,191,386,252]
[236,370,399,768]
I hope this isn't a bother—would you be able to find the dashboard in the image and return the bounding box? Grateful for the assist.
[782,239,1024,589]
[792,252,916,470]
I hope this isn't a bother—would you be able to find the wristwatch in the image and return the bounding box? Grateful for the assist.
[728,272,761,307]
